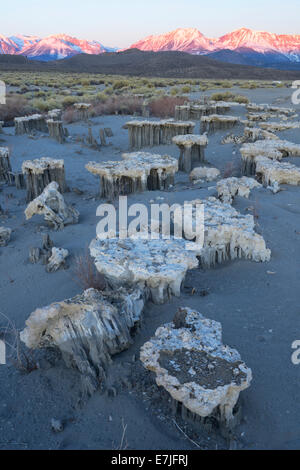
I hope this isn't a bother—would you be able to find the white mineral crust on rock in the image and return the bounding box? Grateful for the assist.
[240,139,300,175]
[255,156,300,187]
[0,227,12,246]
[46,247,69,273]
[260,122,300,132]
[172,134,209,172]
[86,152,178,198]
[217,177,262,204]
[89,237,199,304]
[201,115,239,133]
[172,197,271,266]
[20,288,146,394]
[190,167,220,183]
[140,307,252,427]
[25,181,79,230]
[172,134,208,147]
[22,157,65,175]
[246,103,294,116]
[243,127,279,142]
[125,119,195,149]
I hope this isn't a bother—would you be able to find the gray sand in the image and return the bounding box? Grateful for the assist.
[0,87,299,450]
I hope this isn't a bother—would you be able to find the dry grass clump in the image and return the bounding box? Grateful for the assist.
[73,250,107,291]
[0,312,38,374]
[149,95,188,118]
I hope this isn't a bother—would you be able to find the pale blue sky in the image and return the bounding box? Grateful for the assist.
[1,0,300,47]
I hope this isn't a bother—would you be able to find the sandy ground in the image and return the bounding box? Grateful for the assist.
[0,87,299,450]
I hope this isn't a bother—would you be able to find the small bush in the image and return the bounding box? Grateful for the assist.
[0,95,29,121]
[149,96,188,118]
[91,95,143,116]
[181,85,192,94]
[211,91,249,104]
[73,250,106,291]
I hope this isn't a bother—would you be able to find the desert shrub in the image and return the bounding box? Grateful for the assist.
[210,91,249,104]
[73,250,106,291]
[62,96,80,108]
[63,107,80,123]
[181,85,192,94]
[91,95,143,116]
[149,95,188,118]
[113,80,130,90]
[233,94,249,104]
[170,87,180,96]
[211,91,235,101]
[219,81,233,88]
[240,81,258,89]
[0,95,29,121]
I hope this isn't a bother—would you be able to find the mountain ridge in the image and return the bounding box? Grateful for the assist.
[2,28,300,69]
[1,49,300,80]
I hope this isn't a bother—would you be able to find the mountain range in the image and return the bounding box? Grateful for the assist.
[130,28,300,70]
[2,28,300,69]
[0,34,116,61]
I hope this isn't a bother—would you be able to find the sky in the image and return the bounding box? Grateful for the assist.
[1,0,300,48]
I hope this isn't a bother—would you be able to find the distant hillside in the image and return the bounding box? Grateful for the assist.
[1,50,300,79]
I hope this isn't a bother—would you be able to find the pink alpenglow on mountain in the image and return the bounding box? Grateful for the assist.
[128,27,300,68]
[0,34,117,61]
[130,28,215,54]
[1,27,300,67]
[214,28,300,54]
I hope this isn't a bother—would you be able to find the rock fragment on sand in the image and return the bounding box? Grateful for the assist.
[189,167,220,183]
[240,139,300,175]
[0,147,12,183]
[255,156,300,187]
[21,288,146,394]
[46,247,69,273]
[217,177,262,204]
[0,227,12,246]
[140,307,252,429]
[89,237,199,305]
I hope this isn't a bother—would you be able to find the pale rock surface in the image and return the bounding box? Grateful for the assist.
[0,227,12,246]
[86,152,178,198]
[21,288,146,394]
[189,166,220,183]
[255,156,300,187]
[25,181,79,230]
[172,197,271,266]
[89,236,199,304]
[200,115,239,134]
[140,307,252,428]
[46,247,69,273]
[240,139,300,175]
[260,121,300,132]
[217,177,262,204]
[172,134,209,172]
